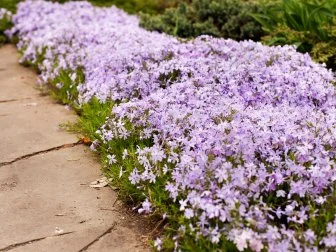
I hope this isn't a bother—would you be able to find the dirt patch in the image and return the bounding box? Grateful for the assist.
[0,175,18,192]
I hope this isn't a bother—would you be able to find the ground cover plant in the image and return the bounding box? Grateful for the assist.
[5,0,336,251]
[0,0,176,46]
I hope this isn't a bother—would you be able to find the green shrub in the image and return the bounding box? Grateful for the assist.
[0,11,13,45]
[86,0,177,14]
[140,0,265,41]
[53,0,177,14]
[0,0,21,12]
[0,20,8,45]
[311,41,336,70]
[253,0,336,70]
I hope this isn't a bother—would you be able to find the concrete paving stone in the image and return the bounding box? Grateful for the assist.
[0,146,149,251]
[86,225,149,252]
[0,45,38,101]
[0,97,78,163]
[10,226,149,252]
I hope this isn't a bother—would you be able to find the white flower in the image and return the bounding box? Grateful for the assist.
[107,154,117,165]
[154,238,163,251]
[276,190,286,197]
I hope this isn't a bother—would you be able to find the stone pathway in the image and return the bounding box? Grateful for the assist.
[0,45,150,252]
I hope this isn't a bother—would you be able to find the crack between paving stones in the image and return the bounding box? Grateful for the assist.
[78,222,118,252]
[0,140,84,167]
[0,98,32,104]
[0,231,75,251]
[0,99,19,104]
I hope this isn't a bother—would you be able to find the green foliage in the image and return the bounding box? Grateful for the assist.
[0,0,17,46]
[49,68,82,108]
[0,15,11,45]
[140,0,265,41]
[0,0,21,12]
[86,0,177,14]
[311,41,336,70]
[67,98,114,141]
[49,0,177,14]
[253,0,336,70]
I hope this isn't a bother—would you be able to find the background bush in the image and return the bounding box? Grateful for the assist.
[85,0,177,14]
[0,0,15,45]
[0,17,11,45]
[0,0,21,12]
[253,0,336,70]
[140,0,265,41]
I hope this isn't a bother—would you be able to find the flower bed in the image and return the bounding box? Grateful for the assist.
[7,0,336,251]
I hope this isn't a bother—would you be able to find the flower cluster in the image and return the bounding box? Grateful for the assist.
[104,39,336,250]
[7,0,180,103]
[8,0,336,251]
[0,8,12,20]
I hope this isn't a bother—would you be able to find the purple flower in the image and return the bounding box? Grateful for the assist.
[138,198,152,214]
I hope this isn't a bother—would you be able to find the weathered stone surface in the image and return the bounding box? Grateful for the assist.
[0,45,37,101]
[0,97,78,163]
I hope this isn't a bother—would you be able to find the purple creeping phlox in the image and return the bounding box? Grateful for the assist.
[7,0,336,250]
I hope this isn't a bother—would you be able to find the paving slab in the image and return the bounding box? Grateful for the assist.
[10,225,148,252]
[0,45,79,164]
[0,97,78,163]
[86,225,149,252]
[0,146,148,252]
[0,45,37,101]
[0,45,150,251]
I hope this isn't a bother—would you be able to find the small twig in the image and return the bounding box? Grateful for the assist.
[112,191,120,207]
[149,218,166,236]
